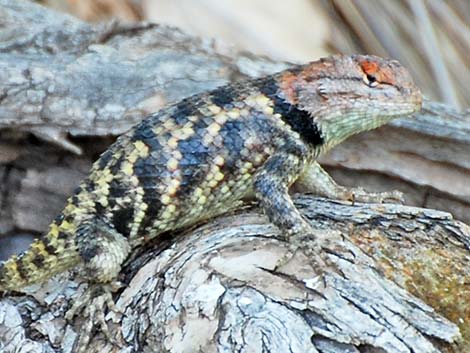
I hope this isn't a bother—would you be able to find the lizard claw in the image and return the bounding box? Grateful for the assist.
[66,281,124,352]
[274,227,337,274]
[348,187,405,204]
[377,190,405,204]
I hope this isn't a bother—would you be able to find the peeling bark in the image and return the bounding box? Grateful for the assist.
[0,1,469,353]
[0,1,469,236]
[0,197,468,352]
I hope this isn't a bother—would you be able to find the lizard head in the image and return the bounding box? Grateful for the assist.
[277,55,422,149]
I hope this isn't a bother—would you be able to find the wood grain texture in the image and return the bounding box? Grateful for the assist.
[0,196,467,352]
[0,1,468,352]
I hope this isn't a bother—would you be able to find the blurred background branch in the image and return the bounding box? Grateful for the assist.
[39,0,470,107]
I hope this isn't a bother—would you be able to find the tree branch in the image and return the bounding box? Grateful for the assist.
[1,197,467,352]
[0,1,468,352]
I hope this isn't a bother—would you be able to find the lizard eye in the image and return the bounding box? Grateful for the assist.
[363,73,379,87]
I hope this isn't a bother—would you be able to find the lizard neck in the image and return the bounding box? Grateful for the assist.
[314,97,422,155]
[315,109,399,154]
[257,55,422,155]
[257,76,325,153]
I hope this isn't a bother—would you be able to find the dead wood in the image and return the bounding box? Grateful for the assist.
[0,1,468,352]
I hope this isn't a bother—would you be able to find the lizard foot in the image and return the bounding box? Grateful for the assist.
[274,223,338,275]
[66,281,124,352]
[343,187,405,204]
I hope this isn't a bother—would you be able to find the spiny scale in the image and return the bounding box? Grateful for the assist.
[0,55,422,290]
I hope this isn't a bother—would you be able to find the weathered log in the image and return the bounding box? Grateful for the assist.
[0,197,468,352]
[0,1,468,352]
[0,1,469,239]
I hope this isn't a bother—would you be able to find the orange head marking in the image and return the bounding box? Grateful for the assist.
[278,71,300,104]
[360,59,396,87]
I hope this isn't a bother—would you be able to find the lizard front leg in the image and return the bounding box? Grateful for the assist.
[253,147,333,271]
[254,153,310,237]
[296,161,404,203]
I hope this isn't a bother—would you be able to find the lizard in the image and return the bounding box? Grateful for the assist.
[0,54,421,318]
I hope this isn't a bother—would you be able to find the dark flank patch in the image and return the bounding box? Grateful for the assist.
[133,157,165,194]
[72,185,83,195]
[76,222,99,261]
[138,196,162,233]
[109,153,125,177]
[130,123,168,233]
[15,257,30,280]
[130,117,163,156]
[144,196,162,219]
[218,120,247,171]
[70,195,80,208]
[64,214,74,224]
[132,153,165,233]
[0,265,7,284]
[210,85,235,108]
[31,252,46,268]
[53,213,64,224]
[132,127,163,168]
[42,237,58,255]
[78,245,98,262]
[175,134,213,197]
[97,149,114,170]
[131,115,161,141]
[108,179,128,200]
[70,185,83,207]
[258,77,324,147]
[94,203,106,217]
[168,98,197,125]
[112,208,134,237]
[84,180,95,193]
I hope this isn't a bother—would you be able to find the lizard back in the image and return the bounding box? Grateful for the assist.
[0,54,422,290]
[0,75,314,289]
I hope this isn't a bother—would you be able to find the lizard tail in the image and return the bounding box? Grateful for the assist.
[0,220,80,291]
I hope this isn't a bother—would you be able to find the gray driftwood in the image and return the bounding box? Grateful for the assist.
[0,1,468,353]
[0,197,468,352]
